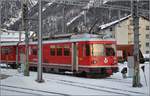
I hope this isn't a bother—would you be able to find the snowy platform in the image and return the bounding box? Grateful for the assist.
[0,63,149,96]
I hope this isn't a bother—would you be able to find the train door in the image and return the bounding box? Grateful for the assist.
[72,42,78,72]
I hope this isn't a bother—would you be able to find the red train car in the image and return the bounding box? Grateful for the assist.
[116,45,145,63]
[1,34,118,77]
[0,43,17,68]
[116,45,134,62]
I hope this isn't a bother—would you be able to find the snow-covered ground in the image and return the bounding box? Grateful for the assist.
[0,63,149,96]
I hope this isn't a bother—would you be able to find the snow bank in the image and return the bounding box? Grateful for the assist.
[0,62,149,95]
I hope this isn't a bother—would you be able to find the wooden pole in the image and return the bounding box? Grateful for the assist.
[132,0,142,87]
[23,0,29,76]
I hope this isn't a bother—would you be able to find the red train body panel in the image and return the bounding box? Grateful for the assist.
[1,45,16,64]
[1,36,118,76]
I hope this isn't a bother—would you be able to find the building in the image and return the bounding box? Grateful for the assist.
[0,29,35,42]
[99,15,150,55]
[0,29,25,42]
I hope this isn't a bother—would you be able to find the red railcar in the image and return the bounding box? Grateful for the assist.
[1,34,118,77]
[0,43,17,66]
[116,45,145,63]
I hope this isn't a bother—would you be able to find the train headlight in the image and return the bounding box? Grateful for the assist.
[92,60,97,64]
[104,58,108,64]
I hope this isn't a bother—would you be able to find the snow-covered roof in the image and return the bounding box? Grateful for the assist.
[0,31,25,42]
[99,15,131,30]
[67,11,84,26]
[103,0,110,4]
[143,54,150,58]
[0,29,34,42]
[43,1,55,12]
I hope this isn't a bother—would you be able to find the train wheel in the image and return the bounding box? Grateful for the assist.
[10,64,17,69]
[78,71,87,77]
[43,68,46,72]
[33,67,37,71]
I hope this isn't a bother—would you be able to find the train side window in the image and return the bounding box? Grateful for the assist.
[64,45,70,56]
[32,49,37,55]
[85,44,90,56]
[1,48,10,55]
[50,45,55,56]
[57,46,62,56]
[82,45,85,56]
[1,48,7,55]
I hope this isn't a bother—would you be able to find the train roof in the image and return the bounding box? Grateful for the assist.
[1,34,116,46]
[1,42,18,46]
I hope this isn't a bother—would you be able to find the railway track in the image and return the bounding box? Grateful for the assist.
[104,77,132,84]
[1,68,146,95]
[1,88,44,96]
[45,77,145,96]
[0,84,70,96]
[1,76,145,96]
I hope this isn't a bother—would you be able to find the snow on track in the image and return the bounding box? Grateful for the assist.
[44,77,145,95]
[0,84,69,96]
[0,63,149,95]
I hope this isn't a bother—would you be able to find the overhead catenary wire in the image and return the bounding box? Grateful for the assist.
[0,0,149,14]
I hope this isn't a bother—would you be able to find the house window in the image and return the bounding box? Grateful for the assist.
[130,19,133,25]
[146,42,149,47]
[139,44,141,48]
[110,27,113,31]
[146,34,149,39]
[146,26,150,30]
[146,51,149,54]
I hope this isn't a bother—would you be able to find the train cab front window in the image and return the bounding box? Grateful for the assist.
[85,44,90,56]
[105,45,115,56]
[85,44,115,56]
[85,44,104,56]
[91,44,104,56]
